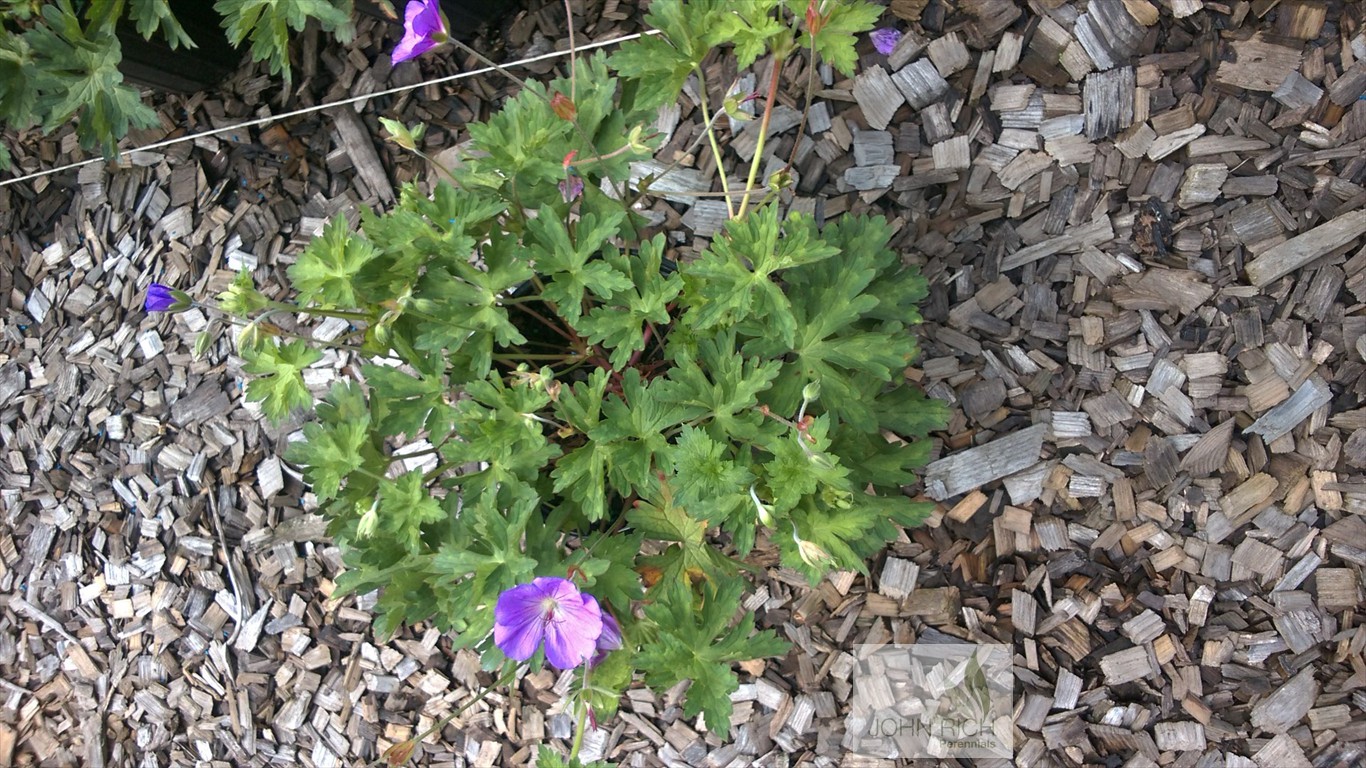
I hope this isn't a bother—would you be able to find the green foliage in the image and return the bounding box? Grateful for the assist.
[608,0,722,111]
[682,206,836,347]
[213,0,353,83]
[635,579,789,735]
[289,216,376,308]
[128,0,194,48]
[241,338,321,421]
[2,0,159,161]
[627,478,742,597]
[713,0,790,69]
[285,381,373,502]
[221,0,939,751]
[791,0,883,76]
[218,269,271,315]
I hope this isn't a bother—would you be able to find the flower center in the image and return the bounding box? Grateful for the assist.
[539,596,559,623]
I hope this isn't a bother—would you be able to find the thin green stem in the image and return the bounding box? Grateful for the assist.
[415,148,461,187]
[266,301,372,321]
[424,460,463,482]
[737,55,784,218]
[564,0,577,105]
[783,42,819,173]
[491,353,578,361]
[260,322,366,353]
[694,71,737,218]
[506,302,575,343]
[624,103,730,210]
[568,668,592,761]
[391,445,442,460]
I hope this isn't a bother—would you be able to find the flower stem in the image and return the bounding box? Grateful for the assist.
[568,668,592,761]
[258,322,366,353]
[415,148,461,187]
[737,56,784,218]
[424,460,461,482]
[626,100,731,210]
[491,353,577,361]
[694,72,737,218]
[266,301,373,321]
[505,302,576,343]
[564,0,577,105]
[784,42,819,172]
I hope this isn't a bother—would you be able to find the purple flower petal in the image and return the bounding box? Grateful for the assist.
[392,0,446,64]
[145,283,178,312]
[590,610,622,667]
[542,593,602,669]
[493,580,548,628]
[493,614,544,661]
[559,174,583,203]
[871,28,902,56]
[493,577,605,669]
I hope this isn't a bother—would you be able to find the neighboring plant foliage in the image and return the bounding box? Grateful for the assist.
[146,0,943,763]
[0,0,365,169]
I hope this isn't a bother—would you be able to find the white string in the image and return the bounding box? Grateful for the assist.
[0,30,657,189]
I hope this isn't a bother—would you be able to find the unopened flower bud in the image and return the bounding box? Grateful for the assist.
[801,381,821,402]
[144,283,192,313]
[749,484,775,527]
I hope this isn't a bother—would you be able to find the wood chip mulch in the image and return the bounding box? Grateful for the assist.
[4,0,1366,765]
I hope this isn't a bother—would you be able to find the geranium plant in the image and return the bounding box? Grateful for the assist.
[177,0,947,763]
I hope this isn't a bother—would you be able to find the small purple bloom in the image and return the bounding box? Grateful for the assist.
[591,611,622,667]
[871,28,902,56]
[559,174,584,203]
[392,0,447,64]
[145,283,182,312]
[494,577,603,669]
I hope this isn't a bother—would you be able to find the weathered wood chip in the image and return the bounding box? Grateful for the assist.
[1250,667,1318,734]
[923,423,1048,500]
[1245,210,1366,287]
[1245,376,1332,441]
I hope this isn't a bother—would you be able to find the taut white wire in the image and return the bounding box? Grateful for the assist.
[0,30,657,189]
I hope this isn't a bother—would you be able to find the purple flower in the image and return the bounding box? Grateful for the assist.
[494,577,603,669]
[392,0,447,64]
[591,611,622,667]
[871,28,902,56]
[145,283,189,312]
[559,174,584,203]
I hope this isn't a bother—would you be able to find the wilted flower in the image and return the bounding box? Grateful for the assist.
[494,577,604,669]
[392,0,447,64]
[871,28,902,56]
[805,0,828,35]
[381,738,417,766]
[792,525,835,569]
[550,92,577,121]
[591,611,622,667]
[559,174,584,203]
[144,283,191,313]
